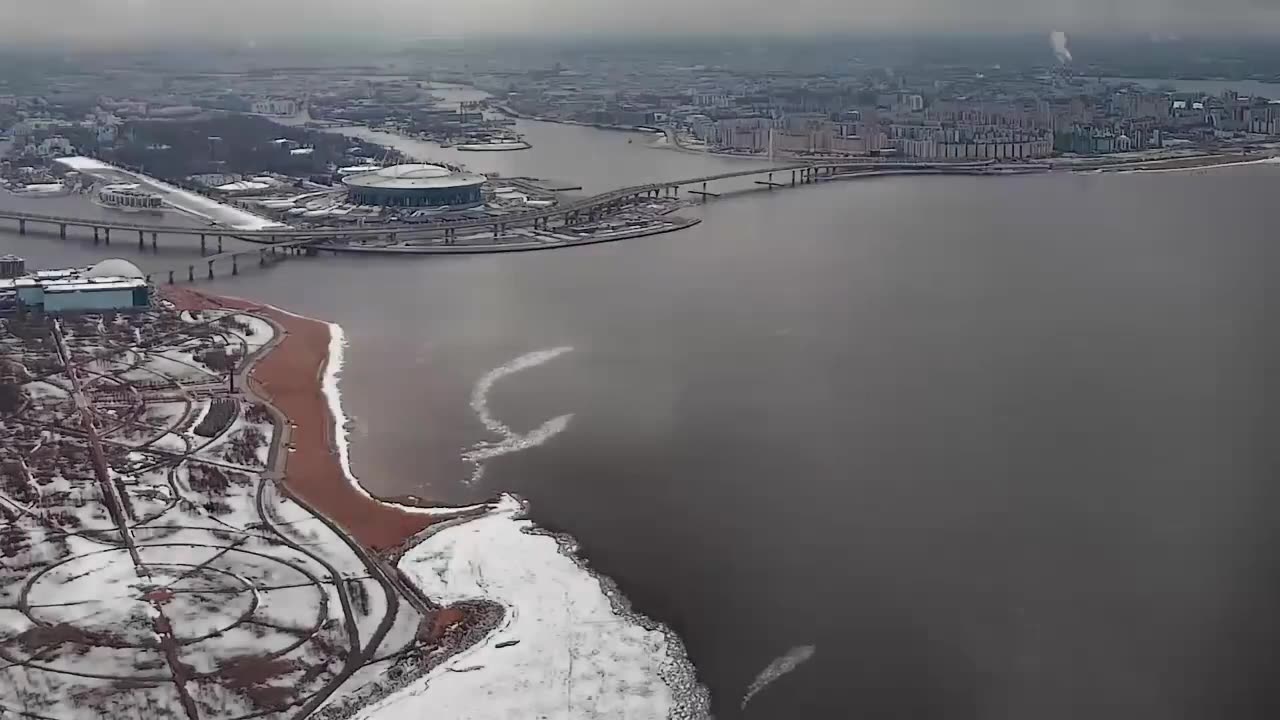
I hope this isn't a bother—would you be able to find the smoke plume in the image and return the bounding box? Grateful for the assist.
[1049,30,1072,63]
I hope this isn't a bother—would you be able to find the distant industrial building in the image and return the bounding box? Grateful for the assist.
[341,163,486,208]
[0,258,150,313]
[251,98,300,116]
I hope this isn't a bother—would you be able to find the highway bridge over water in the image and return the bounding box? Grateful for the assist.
[0,159,1012,283]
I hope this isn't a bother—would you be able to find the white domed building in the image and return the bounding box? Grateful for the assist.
[3,256,150,313]
[85,258,146,280]
[342,164,486,208]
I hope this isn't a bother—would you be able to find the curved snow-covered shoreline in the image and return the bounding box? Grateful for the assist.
[352,493,711,720]
[265,303,710,718]
[265,304,483,519]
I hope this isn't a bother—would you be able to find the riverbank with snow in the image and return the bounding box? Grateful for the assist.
[353,493,710,720]
[164,288,712,719]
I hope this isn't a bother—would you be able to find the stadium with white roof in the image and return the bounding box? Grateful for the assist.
[341,163,486,208]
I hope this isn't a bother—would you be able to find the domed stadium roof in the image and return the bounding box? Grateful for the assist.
[85,258,145,279]
[342,163,486,191]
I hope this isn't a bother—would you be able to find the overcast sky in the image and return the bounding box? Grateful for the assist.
[2,0,1277,45]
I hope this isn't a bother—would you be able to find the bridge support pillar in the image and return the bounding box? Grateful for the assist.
[260,250,266,267]
[104,228,110,245]
[151,232,157,251]
[138,230,145,250]
[217,236,223,253]
[168,270,174,285]
[59,224,66,239]
[207,261,214,280]
[791,170,797,187]
[702,181,708,202]
[199,234,206,255]
[232,256,238,276]
[93,227,100,244]
[18,220,25,235]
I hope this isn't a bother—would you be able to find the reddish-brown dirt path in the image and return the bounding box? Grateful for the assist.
[161,287,436,551]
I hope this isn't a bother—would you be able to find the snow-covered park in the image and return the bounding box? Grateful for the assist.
[0,305,427,719]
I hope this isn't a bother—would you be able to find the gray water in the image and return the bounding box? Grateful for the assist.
[1103,76,1280,97]
[278,82,775,195]
[3,125,1279,719]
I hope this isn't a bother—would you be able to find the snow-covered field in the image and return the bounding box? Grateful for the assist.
[56,156,288,231]
[0,307,425,719]
[351,494,710,720]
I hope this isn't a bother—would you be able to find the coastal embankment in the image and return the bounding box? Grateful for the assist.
[159,286,713,719]
[161,286,459,551]
[318,216,701,255]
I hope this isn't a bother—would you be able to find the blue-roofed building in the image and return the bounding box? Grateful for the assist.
[1,258,150,313]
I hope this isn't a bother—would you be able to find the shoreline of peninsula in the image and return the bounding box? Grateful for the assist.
[161,286,712,720]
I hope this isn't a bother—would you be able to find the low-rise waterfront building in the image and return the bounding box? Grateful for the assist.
[251,98,300,116]
[1,258,150,313]
[98,183,163,209]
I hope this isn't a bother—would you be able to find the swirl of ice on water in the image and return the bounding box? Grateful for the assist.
[463,346,574,484]
[742,644,816,710]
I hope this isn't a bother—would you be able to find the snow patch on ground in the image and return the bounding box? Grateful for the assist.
[55,156,113,171]
[229,312,276,354]
[1109,155,1280,175]
[351,494,709,720]
[56,156,287,230]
